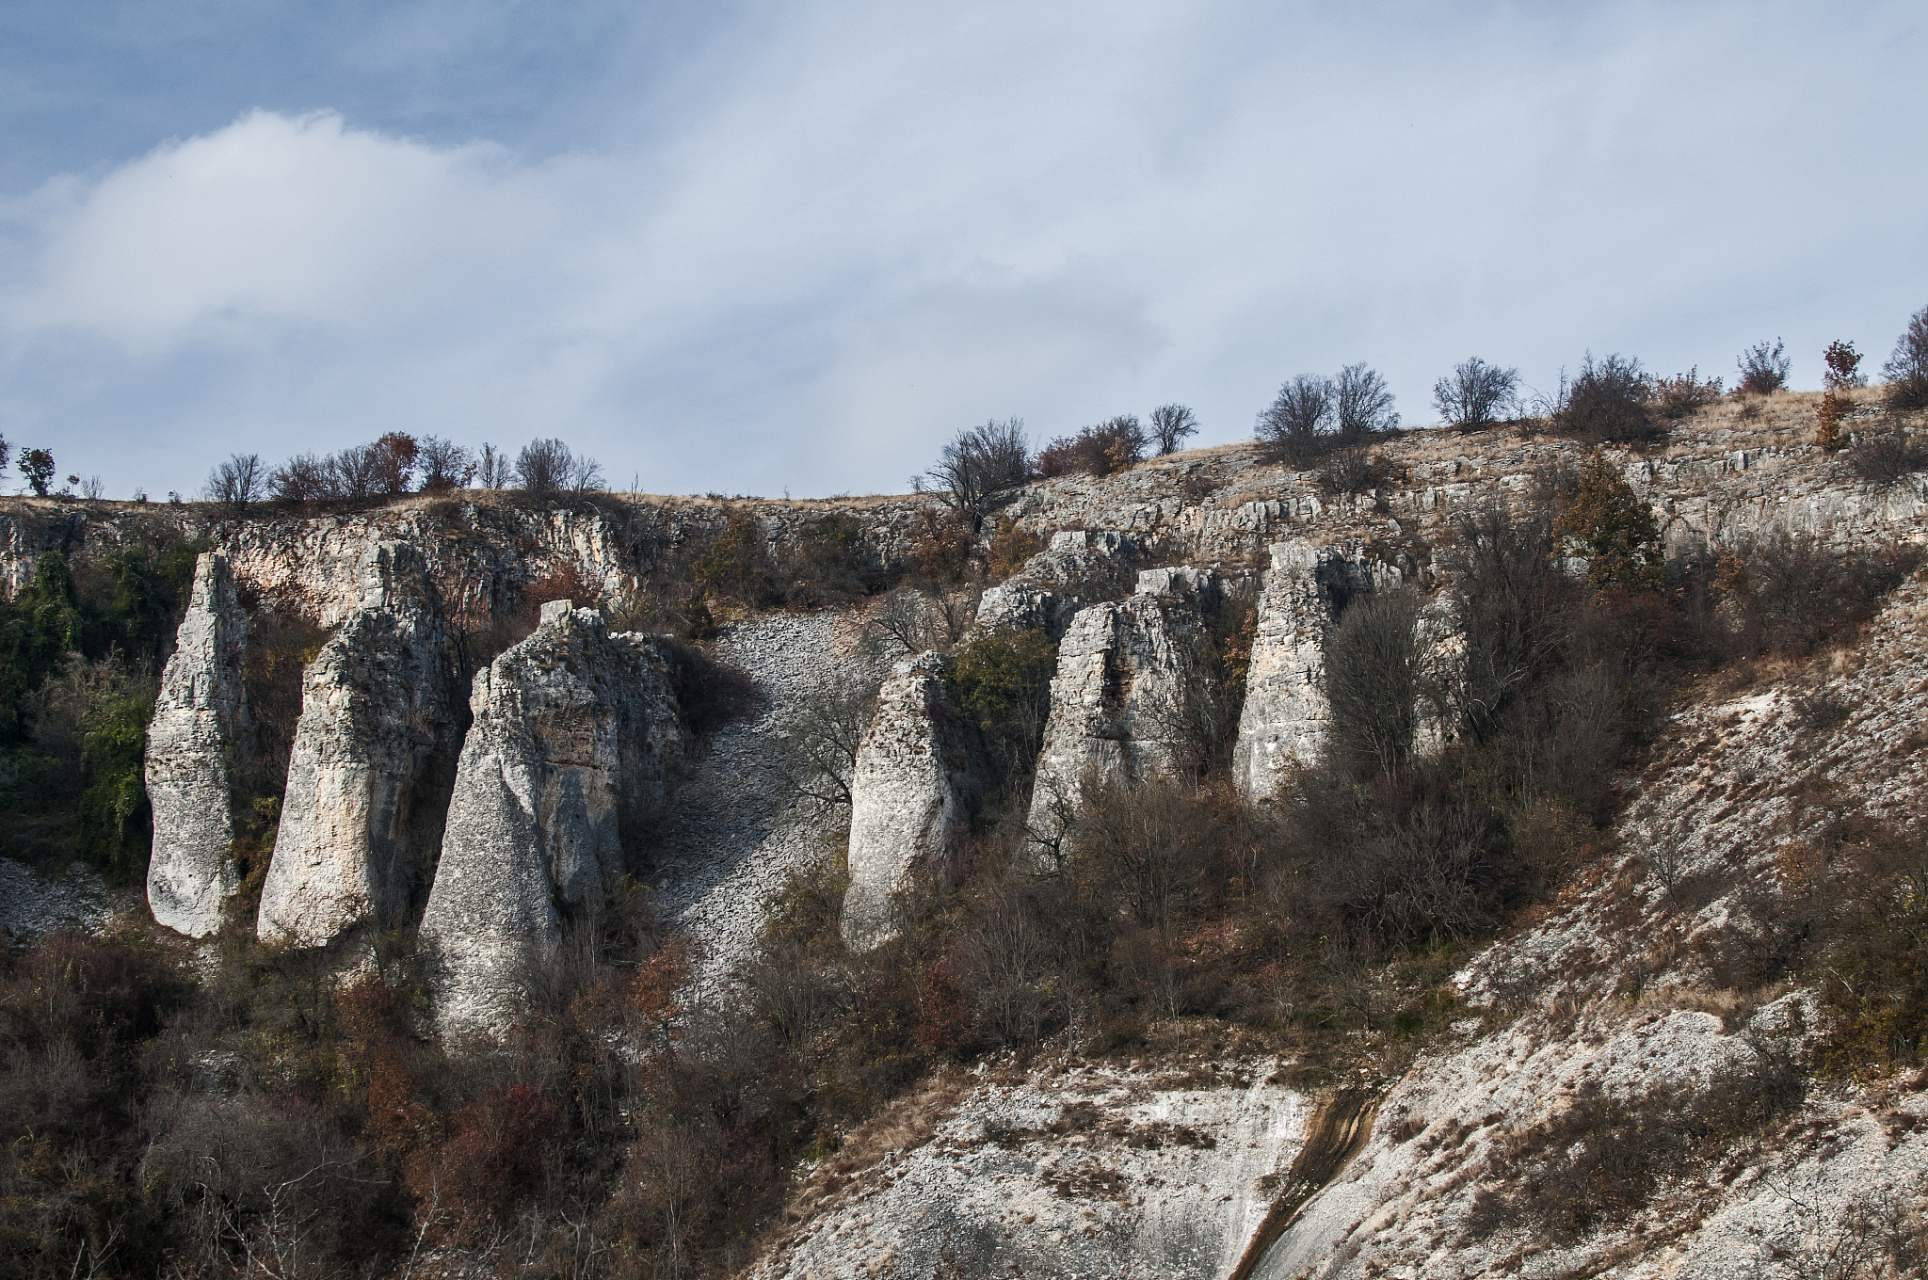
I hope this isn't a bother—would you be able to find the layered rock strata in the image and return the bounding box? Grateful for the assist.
[975,530,1139,637]
[146,552,249,937]
[1024,568,1217,864]
[420,601,683,1038]
[256,542,463,946]
[840,651,974,952]
[1230,541,1391,800]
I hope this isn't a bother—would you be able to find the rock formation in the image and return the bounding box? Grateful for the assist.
[419,601,683,1038]
[1024,568,1217,863]
[975,530,1139,637]
[840,651,974,952]
[1230,541,1390,800]
[146,552,248,937]
[256,542,463,947]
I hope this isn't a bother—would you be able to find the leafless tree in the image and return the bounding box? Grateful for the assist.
[771,676,881,811]
[517,437,604,492]
[477,442,512,488]
[1323,588,1425,778]
[1149,403,1199,454]
[1432,357,1520,431]
[331,442,384,498]
[1882,304,1928,411]
[917,417,1031,531]
[1255,374,1334,466]
[418,436,475,492]
[268,453,337,502]
[865,586,938,657]
[1333,362,1400,438]
[204,453,264,511]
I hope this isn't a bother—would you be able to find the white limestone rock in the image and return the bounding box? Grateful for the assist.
[256,542,463,946]
[145,552,248,937]
[419,600,684,1038]
[1024,569,1216,864]
[1230,541,1385,800]
[975,530,1140,637]
[841,651,974,952]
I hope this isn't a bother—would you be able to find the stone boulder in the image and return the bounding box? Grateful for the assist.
[1024,568,1217,864]
[419,601,684,1038]
[146,552,249,937]
[840,652,975,952]
[1230,541,1391,800]
[975,530,1139,638]
[256,542,463,946]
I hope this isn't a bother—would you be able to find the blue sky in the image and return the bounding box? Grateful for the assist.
[2,0,1924,500]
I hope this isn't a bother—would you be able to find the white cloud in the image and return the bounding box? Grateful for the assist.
[2,0,1925,500]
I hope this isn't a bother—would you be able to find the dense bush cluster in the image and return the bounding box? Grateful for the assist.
[0,542,201,879]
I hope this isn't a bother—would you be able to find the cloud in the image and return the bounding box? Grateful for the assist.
[1,0,1924,500]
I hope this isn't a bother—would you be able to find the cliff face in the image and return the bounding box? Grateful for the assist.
[1025,568,1218,863]
[841,651,975,952]
[1230,541,1389,800]
[417,601,683,1038]
[144,552,248,937]
[256,542,464,947]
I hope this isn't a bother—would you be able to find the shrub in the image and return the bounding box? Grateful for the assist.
[1650,367,1722,419]
[1432,357,1519,431]
[1715,532,1919,659]
[1035,416,1148,478]
[1735,337,1790,395]
[909,508,973,583]
[1323,589,1425,778]
[19,447,55,496]
[658,636,760,737]
[1817,340,1865,450]
[1882,304,1928,412]
[416,436,474,492]
[1444,506,1571,743]
[782,513,875,605]
[1849,428,1928,486]
[1556,454,1665,593]
[942,625,1058,787]
[985,519,1044,579]
[406,1085,562,1244]
[1552,353,1657,445]
[694,515,776,606]
[1314,444,1395,496]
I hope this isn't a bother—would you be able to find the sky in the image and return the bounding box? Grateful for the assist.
[1,0,1923,501]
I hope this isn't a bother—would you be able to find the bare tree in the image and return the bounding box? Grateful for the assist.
[1323,588,1425,778]
[204,453,264,511]
[865,586,938,657]
[516,437,604,492]
[1736,337,1791,395]
[1432,357,1520,431]
[1333,362,1399,438]
[1148,403,1199,455]
[477,442,511,488]
[268,453,338,502]
[917,418,1031,531]
[771,676,881,811]
[1255,374,1334,466]
[417,435,475,492]
[1882,304,1928,412]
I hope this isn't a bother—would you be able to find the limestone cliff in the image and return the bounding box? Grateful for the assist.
[256,542,464,947]
[145,552,248,937]
[1025,567,1218,864]
[1230,540,1389,800]
[418,601,683,1038]
[841,651,974,952]
[975,529,1139,637]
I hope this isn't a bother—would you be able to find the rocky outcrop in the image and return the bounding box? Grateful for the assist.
[1230,541,1386,800]
[256,542,463,947]
[419,601,684,1038]
[841,652,974,952]
[145,553,249,937]
[1024,568,1217,863]
[975,530,1139,637]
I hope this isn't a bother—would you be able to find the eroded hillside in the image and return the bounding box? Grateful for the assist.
[3,386,1926,1278]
